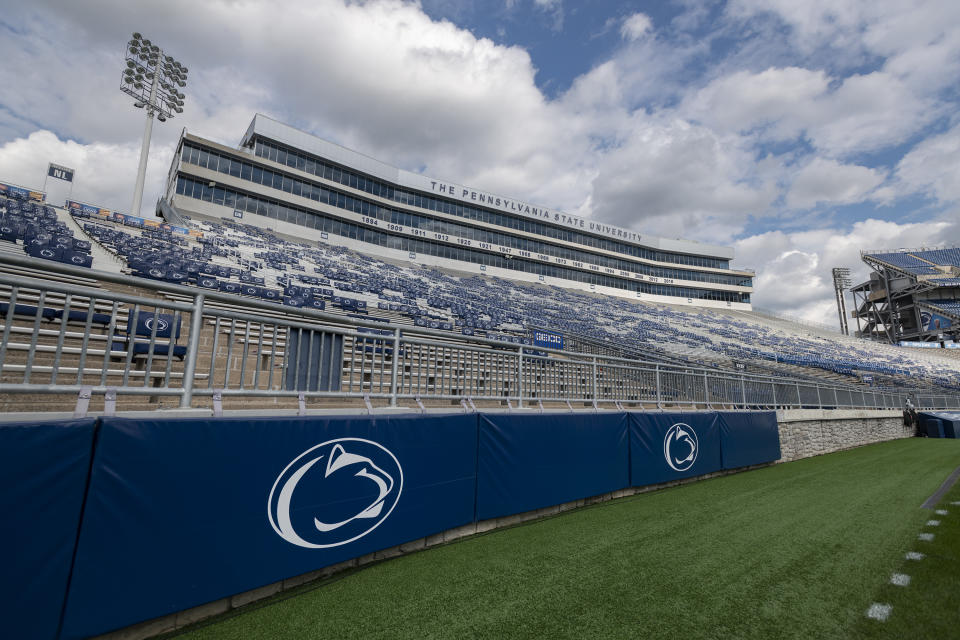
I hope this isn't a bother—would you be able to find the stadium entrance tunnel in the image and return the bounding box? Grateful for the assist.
[1,408,913,640]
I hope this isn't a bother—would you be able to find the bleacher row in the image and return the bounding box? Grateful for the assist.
[865,247,960,280]
[0,195,93,267]
[1,191,959,395]
[927,300,960,315]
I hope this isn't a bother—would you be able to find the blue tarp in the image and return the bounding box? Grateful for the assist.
[476,412,628,520]
[0,419,96,640]
[919,412,960,438]
[60,413,477,640]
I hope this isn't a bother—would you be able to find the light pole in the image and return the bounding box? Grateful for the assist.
[832,267,852,335]
[121,32,188,217]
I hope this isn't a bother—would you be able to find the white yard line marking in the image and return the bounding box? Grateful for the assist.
[918,533,935,541]
[890,573,911,587]
[905,551,925,560]
[935,509,948,515]
[926,520,940,526]
[866,603,892,622]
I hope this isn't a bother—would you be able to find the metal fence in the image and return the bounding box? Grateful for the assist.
[0,253,956,415]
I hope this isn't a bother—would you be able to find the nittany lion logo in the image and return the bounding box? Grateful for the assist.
[268,438,402,549]
[144,317,169,334]
[663,423,698,472]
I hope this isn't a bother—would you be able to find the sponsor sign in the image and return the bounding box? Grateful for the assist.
[47,163,75,182]
[899,341,960,349]
[532,330,564,350]
[920,310,953,332]
[0,181,45,201]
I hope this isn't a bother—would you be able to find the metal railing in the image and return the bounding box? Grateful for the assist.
[0,253,956,415]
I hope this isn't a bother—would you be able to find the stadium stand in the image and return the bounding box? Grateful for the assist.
[857,247,960,345]
[2,196,959,414]
[0,192,93,268]
[64,209,960,392]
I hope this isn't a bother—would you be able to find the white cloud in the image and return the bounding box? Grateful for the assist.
[735,217,960,324]
[684,67,936,156]
[589,117,776,244]
[2,0,589,215]
[0,130,171,215]
[896,123,960,204]
[806,71,938,156]
[726,0,960,97]
[0,0,956,264]
[786,158,886,209]
[620,13,653,41]
[683,67,829,139]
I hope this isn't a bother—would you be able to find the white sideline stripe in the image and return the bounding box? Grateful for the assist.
[952,501,960,506]
[926,520,940,526]
[866,603,892,622]
[918,533,935,541]
[905,551,925,560]
[935,509,948,515]
[890,573,911,587]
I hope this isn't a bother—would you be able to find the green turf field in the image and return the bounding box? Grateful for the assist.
[170,438,960,640]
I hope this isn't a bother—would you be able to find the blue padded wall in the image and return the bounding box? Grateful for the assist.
[60,413,477,640]
[0,419,96,640]
[476,412,628,521]
[718,411,781,469]
[629,412,724,486]
[919,412,960,438]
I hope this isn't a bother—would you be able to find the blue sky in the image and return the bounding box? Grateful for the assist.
[0,0,957,324]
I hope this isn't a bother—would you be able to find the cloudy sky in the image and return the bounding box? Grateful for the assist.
[1,0,959,325]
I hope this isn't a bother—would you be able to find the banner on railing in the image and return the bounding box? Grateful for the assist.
[532,330,564,350]
[0,181,45,201]
[0,418,96,640]
[60,413,478,640]
[66,199,113,218]
[65,199,197,236]
[476,412,628,520]
[899,340,960,349]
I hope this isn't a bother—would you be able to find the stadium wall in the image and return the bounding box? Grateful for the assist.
[777,409,911,461]
[3,409,913,640]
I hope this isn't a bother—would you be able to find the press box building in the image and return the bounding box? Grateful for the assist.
[162,114,754,308]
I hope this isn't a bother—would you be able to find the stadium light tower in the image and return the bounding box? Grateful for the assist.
[121,32,188,216]
[832,267,852,335]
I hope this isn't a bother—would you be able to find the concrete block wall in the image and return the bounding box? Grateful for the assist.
[776,409,911,462]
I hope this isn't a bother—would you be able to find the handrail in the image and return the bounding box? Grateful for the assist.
[0,252,955,413]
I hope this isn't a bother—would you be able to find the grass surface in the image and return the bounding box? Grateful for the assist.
[851,473,960,639]
[172,438,960,640]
